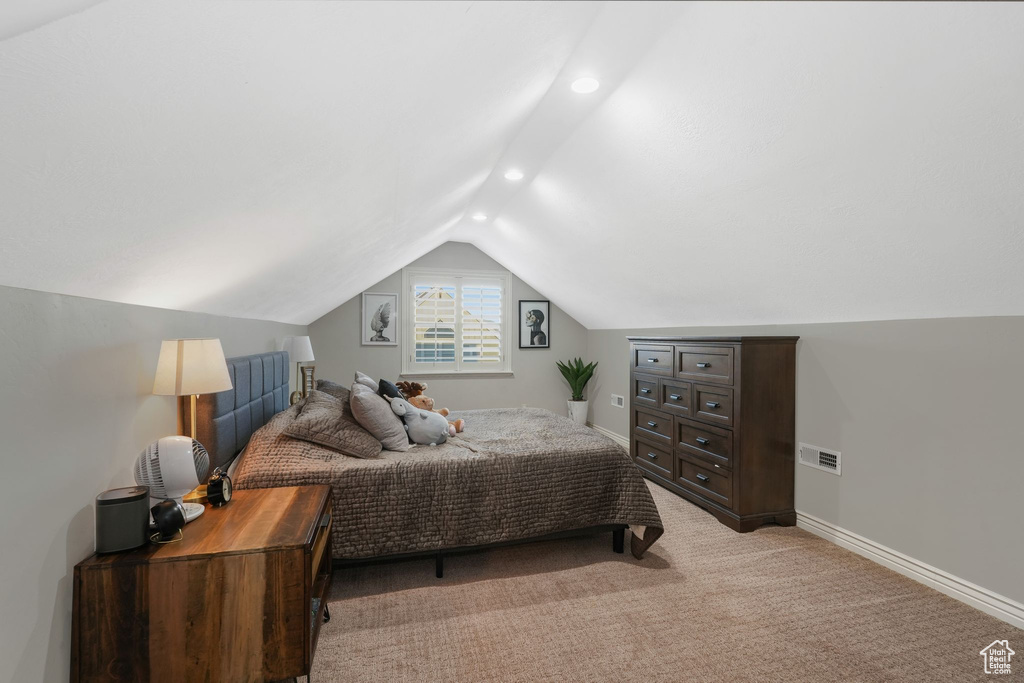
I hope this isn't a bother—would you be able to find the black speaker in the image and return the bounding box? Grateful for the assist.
[95,486,150,553]
[151,499,186,541]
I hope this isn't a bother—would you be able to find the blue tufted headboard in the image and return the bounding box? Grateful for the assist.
[187,351,290,476]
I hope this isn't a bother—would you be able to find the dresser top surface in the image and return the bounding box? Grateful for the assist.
[626,335,799,343]
[78,484,330,568]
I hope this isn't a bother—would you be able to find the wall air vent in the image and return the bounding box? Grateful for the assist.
[799,443,841,476]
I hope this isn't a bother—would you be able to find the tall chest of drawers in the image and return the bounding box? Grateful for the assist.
[628,336,798,532]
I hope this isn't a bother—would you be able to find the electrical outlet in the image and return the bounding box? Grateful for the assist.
[610,394,625,408]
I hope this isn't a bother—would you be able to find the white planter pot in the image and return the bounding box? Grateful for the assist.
[567,400,589,425]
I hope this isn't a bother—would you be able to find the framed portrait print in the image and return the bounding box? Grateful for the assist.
[519,300,550,349]
[361,292,399,346]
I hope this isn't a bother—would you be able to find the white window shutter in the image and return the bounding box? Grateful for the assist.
[402,268,510,375]
[460,281,503,366]
[411,280,457,366]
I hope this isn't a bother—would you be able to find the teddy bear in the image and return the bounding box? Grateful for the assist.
[395,381,465,434]
[384,396,450,446]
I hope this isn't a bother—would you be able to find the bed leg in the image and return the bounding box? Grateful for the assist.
[612,528,624,554]
[435,552,444,579]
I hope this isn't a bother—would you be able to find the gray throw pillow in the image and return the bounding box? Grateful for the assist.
[316,379,351,404]
[349,382,410,452]
[283,390,382,459]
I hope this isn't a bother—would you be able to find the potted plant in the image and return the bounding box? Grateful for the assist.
[556,357,598,425]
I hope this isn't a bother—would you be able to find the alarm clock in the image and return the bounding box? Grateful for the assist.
[207,468,232,506]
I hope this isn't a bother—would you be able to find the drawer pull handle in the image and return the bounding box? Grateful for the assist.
[640,388,651,394]
[669,394,681,400]
[697,362,711,368]
[696,473,711,483]
[705,401,720,409]
[647,452,658,459]
[647,421,658,428]
[646,358,658,363]
[695,437,710,445]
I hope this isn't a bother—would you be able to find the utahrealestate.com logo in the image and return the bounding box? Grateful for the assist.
[980,640,1015,675]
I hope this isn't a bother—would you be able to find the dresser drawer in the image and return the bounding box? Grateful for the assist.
[659,380,692,417]
[310,509,333,584]
[634,408,672,442]
[633,438,673,479]
[632,375,658,407]
[675,417,733,468]
[676,453,733,508]
[632,344,673,376]
[694,384,734,427]
[676,346,734,385]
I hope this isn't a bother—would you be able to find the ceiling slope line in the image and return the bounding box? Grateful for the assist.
[0,0,106,43]
[450,1,687,241]
[444,2,605,231]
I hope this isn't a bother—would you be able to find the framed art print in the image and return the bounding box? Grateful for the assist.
[362,292,399,346]
[519,300,550,349]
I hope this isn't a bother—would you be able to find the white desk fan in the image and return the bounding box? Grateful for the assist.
[135,435,210,522]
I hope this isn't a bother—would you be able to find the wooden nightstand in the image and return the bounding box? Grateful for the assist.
[71,485,333,682]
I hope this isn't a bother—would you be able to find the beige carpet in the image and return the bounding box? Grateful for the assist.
[313,482,1022,682]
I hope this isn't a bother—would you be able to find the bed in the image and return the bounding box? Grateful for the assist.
[194,353,664,572]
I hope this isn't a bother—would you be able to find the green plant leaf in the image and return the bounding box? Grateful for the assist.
[555,358,598,401]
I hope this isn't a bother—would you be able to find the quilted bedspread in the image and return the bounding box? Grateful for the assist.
[233,406,664,559]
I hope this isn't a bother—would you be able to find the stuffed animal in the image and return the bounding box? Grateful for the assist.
[395,381,464,434]
[385,396,450,446]
[395,381,428,401]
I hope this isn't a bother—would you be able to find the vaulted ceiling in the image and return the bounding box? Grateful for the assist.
[2,1,1022,327]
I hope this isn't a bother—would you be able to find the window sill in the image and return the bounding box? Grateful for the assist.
[399,371,515,379]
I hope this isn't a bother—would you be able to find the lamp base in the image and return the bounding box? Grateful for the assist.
[289,390,302,405]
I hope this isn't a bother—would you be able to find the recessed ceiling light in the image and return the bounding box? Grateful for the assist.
[504,169,524,181]
[571,77,600,94]
[472,213,488,221]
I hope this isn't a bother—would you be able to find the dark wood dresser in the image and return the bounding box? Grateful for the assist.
[71,485,333,682]
[628,336,798,532]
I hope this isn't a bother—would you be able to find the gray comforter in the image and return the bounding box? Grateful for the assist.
[233,406,664,559]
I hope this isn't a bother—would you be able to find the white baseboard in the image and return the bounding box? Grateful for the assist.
[588,422,629,449]
[587,423,1024,629]
[797,510,1024,630]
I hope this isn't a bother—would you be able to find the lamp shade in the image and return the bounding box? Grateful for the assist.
[153,339,233,396]
[281,336,315,363]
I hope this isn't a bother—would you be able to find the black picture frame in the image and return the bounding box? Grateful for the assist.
[519,300,550,349]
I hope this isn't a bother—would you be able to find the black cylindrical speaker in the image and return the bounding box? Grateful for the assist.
[95,486,150,553]
[151,499,186,541]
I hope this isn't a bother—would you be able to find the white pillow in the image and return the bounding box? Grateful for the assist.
[354,371,377,391]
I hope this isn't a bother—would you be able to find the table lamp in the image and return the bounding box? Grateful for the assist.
[153,338,233,439]
[281,335,315,405]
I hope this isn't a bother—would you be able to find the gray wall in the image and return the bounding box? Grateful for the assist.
[8,265,1018,683]
[309,242,589,417]
[0,285,305,683]
[586,317,1024,604]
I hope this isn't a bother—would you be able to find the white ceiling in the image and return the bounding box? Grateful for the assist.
[2,1,1023,327]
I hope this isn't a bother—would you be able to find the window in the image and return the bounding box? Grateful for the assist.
[402,267,511,375]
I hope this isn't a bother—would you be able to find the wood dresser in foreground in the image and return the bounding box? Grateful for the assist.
[628,336,798,532]
[72,485,333,682]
